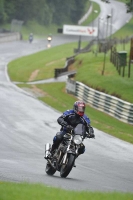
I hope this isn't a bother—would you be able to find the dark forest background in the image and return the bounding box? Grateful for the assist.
[0,0,89,25]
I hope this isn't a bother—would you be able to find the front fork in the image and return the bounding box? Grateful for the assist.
[62,143,78,164]
[62,144,70,164]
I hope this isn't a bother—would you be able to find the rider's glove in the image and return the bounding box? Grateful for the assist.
[87,126,95,138]
[66,125,73,132]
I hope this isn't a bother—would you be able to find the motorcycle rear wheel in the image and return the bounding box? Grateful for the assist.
[45,162,56,175]
[60,154,75,178]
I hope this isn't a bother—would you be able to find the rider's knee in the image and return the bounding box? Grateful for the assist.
[53,132,63,144]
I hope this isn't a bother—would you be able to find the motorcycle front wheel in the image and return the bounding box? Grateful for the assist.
[60,154,75,178]
[45,162,56,176]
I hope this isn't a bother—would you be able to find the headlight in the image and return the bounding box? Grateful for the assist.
[48,37,52,40]
[73,135,82,144]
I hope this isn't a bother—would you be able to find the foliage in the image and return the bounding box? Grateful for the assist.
[125,0,133,13]
[0,0,7,23]
[0,0,90,25]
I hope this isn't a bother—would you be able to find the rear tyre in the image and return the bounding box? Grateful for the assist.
[45,162,56,175]
[60,154,75,178]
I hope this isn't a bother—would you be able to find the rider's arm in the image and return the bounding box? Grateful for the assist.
[86,126,95,138]
[57,115,68,127]
[57,109,74,129]
[83,114,95,138]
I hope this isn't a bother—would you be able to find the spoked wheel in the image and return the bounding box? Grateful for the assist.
[45,162,56,176]
[60,154,75,178]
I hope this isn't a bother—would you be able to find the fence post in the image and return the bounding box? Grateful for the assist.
[110,46,112,62]
[128,60,131,78]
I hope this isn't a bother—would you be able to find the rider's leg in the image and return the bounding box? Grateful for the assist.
[51,131,66,153]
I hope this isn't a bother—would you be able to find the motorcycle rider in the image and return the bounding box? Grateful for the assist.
[47,33,52,48]
[47,33,52,40]
[29,33,33,43]
[48,101,95,158]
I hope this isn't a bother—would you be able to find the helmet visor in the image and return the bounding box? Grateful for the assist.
[77,105,85,116]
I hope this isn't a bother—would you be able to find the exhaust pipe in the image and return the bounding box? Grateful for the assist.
[44,143,51,159]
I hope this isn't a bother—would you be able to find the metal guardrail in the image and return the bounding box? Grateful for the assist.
[54,39,96,78]
[54,55,76,78]
[66,78,133,125]
[0,32,21,43]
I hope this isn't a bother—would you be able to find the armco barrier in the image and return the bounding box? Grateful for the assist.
[66,78,133,125]
[54,55,76,78]
[54,40,95,78]
[0,32,21,43]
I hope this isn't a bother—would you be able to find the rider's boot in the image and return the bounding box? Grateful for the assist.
[47,143,57,159]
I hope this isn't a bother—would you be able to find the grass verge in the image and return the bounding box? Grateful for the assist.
[74,44,133,103]
[8,42,88,82]
[0,182,133,200]
[8,41,133,103]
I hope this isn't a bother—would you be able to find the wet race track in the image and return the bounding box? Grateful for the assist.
[0,0,133,192]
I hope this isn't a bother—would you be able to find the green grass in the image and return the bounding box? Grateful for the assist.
[112,18,133,38]
[74,46,133,103]
[8,41,133,103]
[8,42,88,82]
[0,182,133,200]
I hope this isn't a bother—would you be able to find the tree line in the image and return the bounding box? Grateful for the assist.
[126,0,133,13]
[0,0,89,25]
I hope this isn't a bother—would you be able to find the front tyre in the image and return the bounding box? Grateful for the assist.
[45,162,56,176]
[60,154,75,178]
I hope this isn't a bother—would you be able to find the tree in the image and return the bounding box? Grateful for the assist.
[1,0,89,26]
[126,0,133,13]
[0,0,7,23]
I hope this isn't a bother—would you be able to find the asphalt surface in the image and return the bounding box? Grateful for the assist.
[0,0,133,193]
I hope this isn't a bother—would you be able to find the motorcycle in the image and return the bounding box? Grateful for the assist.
[47,36,52,48]
[44,123,87,178]
[29,33,33,43]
